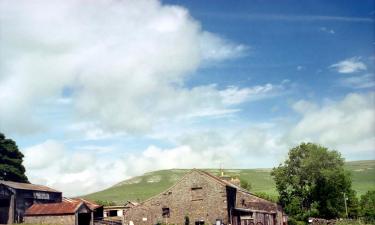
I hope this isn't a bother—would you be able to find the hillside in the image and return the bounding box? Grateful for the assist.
[83,160,375,204]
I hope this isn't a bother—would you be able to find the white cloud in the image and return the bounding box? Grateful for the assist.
[339,73,375,89]
[330,57,367,74]
[24,140,65,170]
[199,32,248,61]
[320,27,335,34]
[0,0,249,135]
[296,66,304,71]
[219,82,287,105]
[23,140,125,196]
[22,92,375,196]
[288,92,375,154]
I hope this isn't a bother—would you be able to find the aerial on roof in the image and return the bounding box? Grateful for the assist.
[0,180,61,193]
[25,198,93,216]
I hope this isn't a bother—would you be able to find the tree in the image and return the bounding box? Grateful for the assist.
[0,133,29,183]
[240,179,252,191]
[359,190,375,223]
[271,143,357,220]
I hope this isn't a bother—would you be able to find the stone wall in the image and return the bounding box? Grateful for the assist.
[125,171,230,225]
[235,191,283,225]
[24,214,76,225]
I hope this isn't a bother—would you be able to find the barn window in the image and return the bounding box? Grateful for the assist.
[191,187,203,201]
[162,207,170,218]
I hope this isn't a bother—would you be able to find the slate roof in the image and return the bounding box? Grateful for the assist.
[0,180,61,193]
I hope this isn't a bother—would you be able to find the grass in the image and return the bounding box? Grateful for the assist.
[83,160,375,204]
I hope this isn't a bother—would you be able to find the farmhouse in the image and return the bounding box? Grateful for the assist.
[124,169,287,225]
[0,180,62,224]
[24,197,96,225]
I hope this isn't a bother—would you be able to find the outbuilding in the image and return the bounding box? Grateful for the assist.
[24,197,94,225]
[0,180,62,224]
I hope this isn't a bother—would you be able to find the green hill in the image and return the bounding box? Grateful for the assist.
[83,160,375,204]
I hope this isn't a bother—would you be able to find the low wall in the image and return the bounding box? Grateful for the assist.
[24,214,76,225]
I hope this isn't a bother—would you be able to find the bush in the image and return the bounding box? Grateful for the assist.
[359,190,375,224]
[287,217,306,225]
[253,192,278,203]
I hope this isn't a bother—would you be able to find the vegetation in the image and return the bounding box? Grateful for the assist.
[271,143,358,221]
[240,179,252,191]
[83,160,375,205]
[359,190,375,224]
[253,192,278,203]
[0,133,28,183]
[94,199,116,206]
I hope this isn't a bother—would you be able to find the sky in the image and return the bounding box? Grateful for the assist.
[0,0,374,196]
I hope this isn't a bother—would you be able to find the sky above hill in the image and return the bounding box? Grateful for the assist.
[0,0,374,196]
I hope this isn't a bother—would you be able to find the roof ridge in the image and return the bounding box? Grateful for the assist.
[140,170,196,204]
[0,180,61,193]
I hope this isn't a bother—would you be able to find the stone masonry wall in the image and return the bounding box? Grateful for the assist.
[236,191,283,225]
[125,171,229,225]
[24,214,76,225]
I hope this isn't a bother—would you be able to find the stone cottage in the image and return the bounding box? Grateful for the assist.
[124,169,287,225]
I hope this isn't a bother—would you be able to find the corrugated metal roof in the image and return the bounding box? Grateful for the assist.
[0,180,61,193]
[25,198,84,216]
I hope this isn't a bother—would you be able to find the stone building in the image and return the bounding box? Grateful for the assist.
[24,197,94,225]
[0,180,62,224]
[124,170,287,225]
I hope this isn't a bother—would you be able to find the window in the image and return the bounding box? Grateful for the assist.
[195,220,204,225]
[162,207,170,218]
[191,187,203,201]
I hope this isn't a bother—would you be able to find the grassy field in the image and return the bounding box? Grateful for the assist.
[83,160,375,204]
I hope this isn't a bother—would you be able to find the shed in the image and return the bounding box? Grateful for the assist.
[24,198,94,225]
[73,198,104,219]
[0,180,62,224]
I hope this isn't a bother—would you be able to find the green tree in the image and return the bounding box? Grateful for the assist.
[0,133,29,183]
[359,190,375,223]
[271,143,357,221]
[240,179,252,191]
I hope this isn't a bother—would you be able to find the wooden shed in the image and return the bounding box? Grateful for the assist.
[24,198,94,225]
[0,180,62,224]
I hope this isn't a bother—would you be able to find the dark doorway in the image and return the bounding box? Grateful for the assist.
[195,220,204,225]
[78,213,91,225]
[108,210,118,217]
[0,198,10,224]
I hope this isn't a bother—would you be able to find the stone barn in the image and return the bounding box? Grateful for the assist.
[124,170,287,225]
[24,197,94,225]
[0,180,62,224]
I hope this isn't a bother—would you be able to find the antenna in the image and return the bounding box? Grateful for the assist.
[220,162,224,177]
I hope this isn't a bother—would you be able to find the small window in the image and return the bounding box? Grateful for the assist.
[191,187,203,201]
[162,207,170,218]
[191,186,202,190]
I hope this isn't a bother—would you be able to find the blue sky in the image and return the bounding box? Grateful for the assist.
[0,0,374,196]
